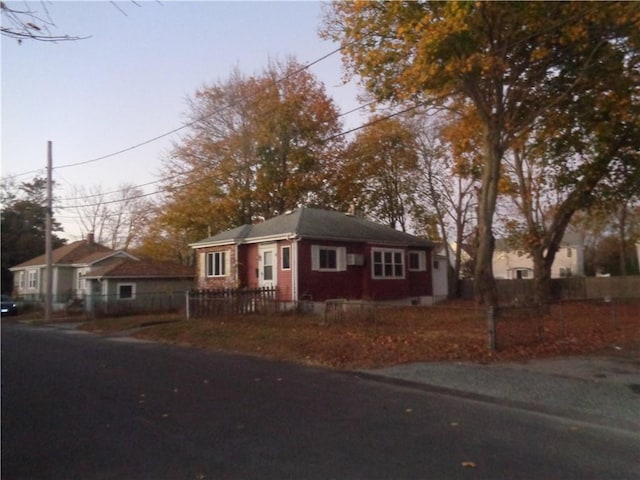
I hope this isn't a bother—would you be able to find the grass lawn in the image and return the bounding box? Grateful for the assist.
[78,301,640,369]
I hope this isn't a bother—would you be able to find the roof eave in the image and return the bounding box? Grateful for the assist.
[84,274,193,280]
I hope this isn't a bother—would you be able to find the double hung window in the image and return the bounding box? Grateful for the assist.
[311,245,346,271]
[27,270,38,289]
[372,249,404,279]
[206,251,227,277]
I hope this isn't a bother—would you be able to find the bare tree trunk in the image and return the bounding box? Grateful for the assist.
[474,128,501,306]
[618,203,628,276]
[533,249,553,308]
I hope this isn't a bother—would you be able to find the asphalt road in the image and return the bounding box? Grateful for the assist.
[2,323,638,480]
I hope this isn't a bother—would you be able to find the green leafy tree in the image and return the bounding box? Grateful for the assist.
[1,177,66,293]
[323,1,640,305]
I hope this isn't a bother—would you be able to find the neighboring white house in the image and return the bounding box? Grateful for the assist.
[492,230,585,279]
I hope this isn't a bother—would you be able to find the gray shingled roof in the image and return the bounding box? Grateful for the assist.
[191,208,432,248]
[10,239,116,269]
[83,258,194,279]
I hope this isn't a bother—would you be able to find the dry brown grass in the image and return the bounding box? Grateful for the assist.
[76,300,640,369]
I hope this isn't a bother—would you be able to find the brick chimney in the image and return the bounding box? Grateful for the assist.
[87,232,95,245]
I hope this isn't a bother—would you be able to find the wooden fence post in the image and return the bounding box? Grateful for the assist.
[487,306,496,351]
[185,290,190,320]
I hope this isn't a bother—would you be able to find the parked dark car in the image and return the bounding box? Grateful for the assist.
[1,295,18,316]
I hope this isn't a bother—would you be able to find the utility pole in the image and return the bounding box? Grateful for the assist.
[45,141,53,322]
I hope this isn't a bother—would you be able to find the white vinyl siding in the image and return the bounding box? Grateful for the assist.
[311,245,346,271]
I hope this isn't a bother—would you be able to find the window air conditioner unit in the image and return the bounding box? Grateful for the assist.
[346,253,364,266]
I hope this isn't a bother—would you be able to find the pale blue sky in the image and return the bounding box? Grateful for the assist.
[1,1,362,239]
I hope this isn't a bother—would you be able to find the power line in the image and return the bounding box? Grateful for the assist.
[4,44,346,183]
[52,46,345,172]
[55,99,377,204]
[55,101,427,210]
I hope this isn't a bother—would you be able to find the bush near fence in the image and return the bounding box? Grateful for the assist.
[187,287,279,318]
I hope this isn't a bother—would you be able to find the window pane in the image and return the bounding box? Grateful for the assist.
[409,253,419,270]
[320,249,337,269]
[384,264,393,276]
[374,263,383,277]
[264,265,273,280]
[207,253,213,276]
[119,285,133,299]
[395,264,403,277]
[282,247,290,269]
[215,253,221,275]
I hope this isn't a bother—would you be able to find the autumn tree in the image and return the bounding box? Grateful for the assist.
[323,1,640,306]
[501,26,640,303]
[134,202,196,266]
[146,58,343,257]
[334,115,418,231]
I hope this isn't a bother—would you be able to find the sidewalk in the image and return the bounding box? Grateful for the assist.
[363,352,640,432]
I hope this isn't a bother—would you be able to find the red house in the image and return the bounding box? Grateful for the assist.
[190,208,435,306]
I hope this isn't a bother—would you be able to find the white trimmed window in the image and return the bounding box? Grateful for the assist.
[206,251,229,277]
[311,245,346,271]
[372,248,405,279]
[27,270,38,289]
[281,246,291,270]
[18,271,25,290]
[117,283,136,300]
[408,251,427,271]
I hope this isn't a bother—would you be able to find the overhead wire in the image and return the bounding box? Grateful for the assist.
[56,99,378,204]
[55,100,428,210]
[52,46,346,172]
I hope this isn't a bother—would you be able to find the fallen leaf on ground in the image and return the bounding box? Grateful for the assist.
[461,461,477,468]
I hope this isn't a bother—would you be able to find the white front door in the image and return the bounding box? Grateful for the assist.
[258,245,277,288]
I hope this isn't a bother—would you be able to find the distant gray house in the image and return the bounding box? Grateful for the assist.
[10,233,194,312]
